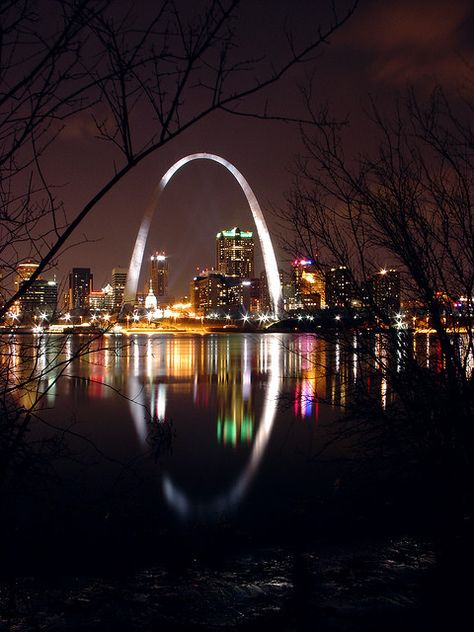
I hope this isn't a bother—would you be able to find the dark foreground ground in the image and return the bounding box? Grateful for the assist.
[0,536,445,631]
[1,475,473,632]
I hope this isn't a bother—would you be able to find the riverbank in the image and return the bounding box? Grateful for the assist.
[1,441,472,630]
[0,474,471,631]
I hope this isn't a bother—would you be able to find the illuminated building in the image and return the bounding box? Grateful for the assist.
[88,290,104,311]
[191,271,227,313]
[326,266,353,308]
[247,278,261,313]
[149,252,168,299]
[89,284,114,312]
[190,270,245,314]
[68,267,93,309]
[145,280,158,310]
[372,269,400,313]
[111,267,127,311]
[281,274,296,312]
[19,279,58,314]
[292,259,326,310]
[15,260,40,293]
[216,227,254,278]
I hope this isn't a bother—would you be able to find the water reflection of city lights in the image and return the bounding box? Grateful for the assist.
[242,337,251,401]
[150,383,166,422]
[352,334,358,381]
[294,379,315,419]
[163,335,281,520]
[217,415,253,446]
[381,375,387,409]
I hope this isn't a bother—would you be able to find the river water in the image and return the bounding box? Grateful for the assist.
[9,333,343,530]
[0,332,452,629]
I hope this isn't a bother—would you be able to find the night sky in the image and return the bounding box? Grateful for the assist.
[42,0,474,297]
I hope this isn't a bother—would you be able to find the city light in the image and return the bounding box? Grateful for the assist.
[292,259,314,266]
[394,312,408,330]
[172,302,192,311]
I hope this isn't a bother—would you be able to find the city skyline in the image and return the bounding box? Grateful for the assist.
[7,245,406,321]
[1,2,473,627]
[3,1,470,303]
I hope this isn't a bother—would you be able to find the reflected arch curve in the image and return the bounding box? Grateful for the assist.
[122,153,282,315]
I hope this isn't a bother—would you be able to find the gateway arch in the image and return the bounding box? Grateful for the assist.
[122,153,282,315]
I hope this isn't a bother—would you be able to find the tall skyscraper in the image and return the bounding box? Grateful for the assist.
[15,260,40,293]
[112,267,128,311]
[216,227,254,278]
[69,267,93,310]
[326,266,353,308]
[149,252,168,298]
[292,259,326,310]
[372,269,400,313]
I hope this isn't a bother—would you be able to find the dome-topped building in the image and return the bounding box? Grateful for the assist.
[144,280,157,311]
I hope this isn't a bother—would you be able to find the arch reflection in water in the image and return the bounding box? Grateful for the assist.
[162,335,281,520]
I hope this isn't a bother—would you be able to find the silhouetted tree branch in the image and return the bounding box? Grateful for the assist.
[280,87,474,490]
[0,0,358,315]
[0,0,357,491]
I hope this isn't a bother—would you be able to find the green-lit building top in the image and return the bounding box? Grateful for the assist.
[216,227,253,239]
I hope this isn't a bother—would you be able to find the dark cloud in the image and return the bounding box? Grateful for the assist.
[341,0,474,88]
[60,114,98,141]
